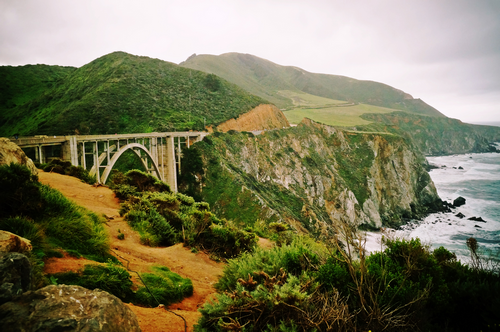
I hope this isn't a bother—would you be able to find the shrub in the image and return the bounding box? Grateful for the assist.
[51,262,134,301]
[0,162,42,219]
[123,169,171,193]
[0,163,110,262]
[42,159,95,184]
[134,266,193,307]
[196,236,351,332]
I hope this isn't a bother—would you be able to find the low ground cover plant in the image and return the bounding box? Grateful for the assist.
[110,170,257,259]
[51,263,193,307]
[195,224,500,332]
[40,158,96,184]
[0,163,111,288]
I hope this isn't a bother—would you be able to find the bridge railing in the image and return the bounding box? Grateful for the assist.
[12,131,209,191]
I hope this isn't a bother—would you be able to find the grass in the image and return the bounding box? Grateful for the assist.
[0,51,267,137]
[50,263,193,307]
[0,163,110,262]
[284,103,404,127]
[134,265,193,307]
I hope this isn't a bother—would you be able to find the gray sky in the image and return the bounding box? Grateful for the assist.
[1,0,499,123]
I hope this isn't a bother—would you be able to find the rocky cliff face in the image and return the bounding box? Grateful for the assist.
[213,104,290,132]
[180,119,442,234]
[360,112,500,155]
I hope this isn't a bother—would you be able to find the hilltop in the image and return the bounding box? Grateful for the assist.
[180,52,444,118]
[0,52,266,136]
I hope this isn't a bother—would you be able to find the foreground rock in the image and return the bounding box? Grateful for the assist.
[0,284,141,332]
[0,231,33,254]
[0,137,38,174]
[0,253,32,305]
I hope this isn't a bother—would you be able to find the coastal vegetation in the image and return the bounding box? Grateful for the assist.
[195,227,500,332]
[0,163,195,306]
[2,51,500,330]
[109,169,258,259]
[180,53,444,117]
[0,52,266,137]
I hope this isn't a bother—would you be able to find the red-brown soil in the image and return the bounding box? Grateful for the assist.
[38,171,225,332]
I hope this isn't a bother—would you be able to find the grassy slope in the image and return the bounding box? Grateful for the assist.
[180,52,444,117]
[0,52,267,136]
[0,64,76,130]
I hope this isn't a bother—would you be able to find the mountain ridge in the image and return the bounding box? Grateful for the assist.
[180,52,445,117]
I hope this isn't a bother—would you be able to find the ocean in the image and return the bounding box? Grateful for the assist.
[366,144,500,264]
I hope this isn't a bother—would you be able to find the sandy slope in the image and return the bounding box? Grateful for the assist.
[38,171,224,332]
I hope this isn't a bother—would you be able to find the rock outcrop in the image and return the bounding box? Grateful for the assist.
[0,137,38,174]
[182,118,442,232]
[0,253,32,305]
[0,284,141,332]
[0,231,33,254]
[214,104,290,132]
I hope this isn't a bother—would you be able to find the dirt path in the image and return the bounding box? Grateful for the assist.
[38,171,224,332]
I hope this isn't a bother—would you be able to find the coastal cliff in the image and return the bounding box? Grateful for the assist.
[180,119,442,234]
[211,104,290,132]
[360,112,500,155]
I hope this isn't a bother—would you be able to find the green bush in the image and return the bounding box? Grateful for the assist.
[52,262,134,301]
[0,163,110,262]
[42,159,95,184]
[123,169,171,193]
[134,266,193,307]
[117,181,257,259]
[0,162,42,219]
[0,216,46,249]
[196,236,350,332]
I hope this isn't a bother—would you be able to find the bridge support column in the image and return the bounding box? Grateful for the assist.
[35,145,45,164]
[61,136,78,166]
[160,136,177,192]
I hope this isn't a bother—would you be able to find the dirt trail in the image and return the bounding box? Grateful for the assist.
[38,171,224,332]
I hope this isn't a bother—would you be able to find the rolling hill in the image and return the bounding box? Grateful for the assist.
[0,52,267,136]
[180,52,445,118]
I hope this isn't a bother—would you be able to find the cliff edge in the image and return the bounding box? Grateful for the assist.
[180,119,443,233]
[213,104,290,132]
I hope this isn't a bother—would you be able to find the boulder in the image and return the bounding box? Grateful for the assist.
[0,231,32,254]
[455,212,466,219]
[0,137,38,174]
[0,253,32,305]
[453,196,466,207]
[0,284,141,332]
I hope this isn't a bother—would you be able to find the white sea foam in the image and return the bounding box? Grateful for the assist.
[366,149,500,264]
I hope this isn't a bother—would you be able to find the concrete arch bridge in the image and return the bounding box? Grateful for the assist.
[14,132,208,192]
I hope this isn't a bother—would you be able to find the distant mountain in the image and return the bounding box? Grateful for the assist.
[180,52,444,117]
[0,52,267,136]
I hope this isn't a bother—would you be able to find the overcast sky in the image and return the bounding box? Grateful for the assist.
[1,0,499,123]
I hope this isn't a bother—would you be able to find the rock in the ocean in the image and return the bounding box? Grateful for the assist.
[0,252,32,305]
[453,196,466,207]
[468,216,486,222]
[0,284,141,332]
[455,212,466,219]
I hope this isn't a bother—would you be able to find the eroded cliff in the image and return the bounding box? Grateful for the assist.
[213,104,290,132]
[179,119,442,234]
[360,112,500,155]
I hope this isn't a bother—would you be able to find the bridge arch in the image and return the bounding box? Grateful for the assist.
[100,143,162,184]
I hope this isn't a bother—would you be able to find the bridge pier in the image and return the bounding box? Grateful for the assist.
[14,131,209,192]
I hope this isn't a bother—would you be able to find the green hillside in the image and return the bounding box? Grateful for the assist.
[180,52,444,117]
[0,52,267,136]
[0,64,75,114]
